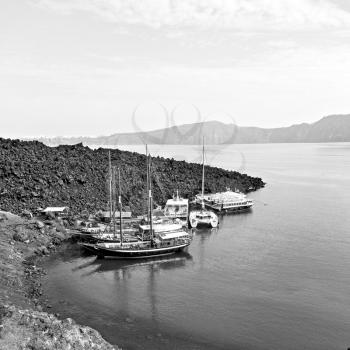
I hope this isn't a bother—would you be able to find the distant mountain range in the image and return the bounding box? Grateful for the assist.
[33,114,350,146]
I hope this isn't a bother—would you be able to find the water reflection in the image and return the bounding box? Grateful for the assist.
[79,253,193,325]
[70,252,193,279]
[88,252,193,274]
[192,226,218,268]
[193,226,217,241]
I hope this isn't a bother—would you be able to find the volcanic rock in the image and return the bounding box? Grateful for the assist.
[0,305,118,350]
[0,138,265,216]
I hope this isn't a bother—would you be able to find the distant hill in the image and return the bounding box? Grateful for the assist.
[33,114,350,146]
[233,114,350,143]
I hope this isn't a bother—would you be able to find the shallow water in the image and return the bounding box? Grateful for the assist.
[42,143,350,350]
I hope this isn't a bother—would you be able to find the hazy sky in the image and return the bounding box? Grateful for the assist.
[1,0,350,137]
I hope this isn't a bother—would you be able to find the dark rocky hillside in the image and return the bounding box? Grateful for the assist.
[0,138,264,216]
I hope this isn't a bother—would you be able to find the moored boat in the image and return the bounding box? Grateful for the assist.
[189,139,219,228]
[189,210,218,228]
[195,188,253,212]
[163,191,189,227]
[79,221,106,234]
[96,152,193,259]
[95,230,191,259]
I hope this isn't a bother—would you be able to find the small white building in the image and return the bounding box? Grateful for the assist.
[42,206,69,217]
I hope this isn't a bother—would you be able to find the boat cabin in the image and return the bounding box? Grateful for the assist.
[99,209,132,223]
[138,223,183,236]
[80,221,105,233]
[154,230,189,247]
[164,195,189,219]
[195,212,212,220]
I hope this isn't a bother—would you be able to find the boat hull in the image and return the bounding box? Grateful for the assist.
[78,242,101,252]
[204,202,253,213]
[96,243,190,259]
[189,210,218,228]
[194,221,216,228]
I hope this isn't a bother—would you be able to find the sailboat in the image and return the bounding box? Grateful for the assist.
[78,153,138,252]
[96,153,192,259]
[189,140,219,228]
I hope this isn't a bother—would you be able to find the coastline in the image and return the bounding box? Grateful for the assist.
[0,138,264,349]
[0,211,119,349]
[0,138,264,216]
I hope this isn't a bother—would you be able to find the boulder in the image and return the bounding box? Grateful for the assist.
[52,230,66,241]
[0,211,23,223]
[36,220,45,229]
[13,228,29,242]
[22,209,33,218]
[40,246,49,255]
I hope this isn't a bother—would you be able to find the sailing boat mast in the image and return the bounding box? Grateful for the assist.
[118,167,123,246]
[201,137,205,210]
[112,166,117,237]
[148,154,154,244]
[146,144,149,222]
[108,151,113,223]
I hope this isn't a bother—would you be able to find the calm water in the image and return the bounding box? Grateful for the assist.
[41,143,350,350]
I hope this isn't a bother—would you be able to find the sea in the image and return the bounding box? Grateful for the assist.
[40,143,350,350]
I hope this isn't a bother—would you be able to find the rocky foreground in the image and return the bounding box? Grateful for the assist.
[0,211,118,350]
[0,138,264,216]
[0,306,116,350]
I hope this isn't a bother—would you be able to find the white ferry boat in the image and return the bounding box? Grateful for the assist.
[195,188,253,213]
[163,191,189,227]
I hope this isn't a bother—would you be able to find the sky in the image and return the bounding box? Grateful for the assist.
[1,0,350,137]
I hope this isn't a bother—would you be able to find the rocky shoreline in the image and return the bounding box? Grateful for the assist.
[0,211,119,349]
[0,138,264,216]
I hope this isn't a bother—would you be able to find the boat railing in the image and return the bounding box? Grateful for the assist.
[164,211,188,217]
